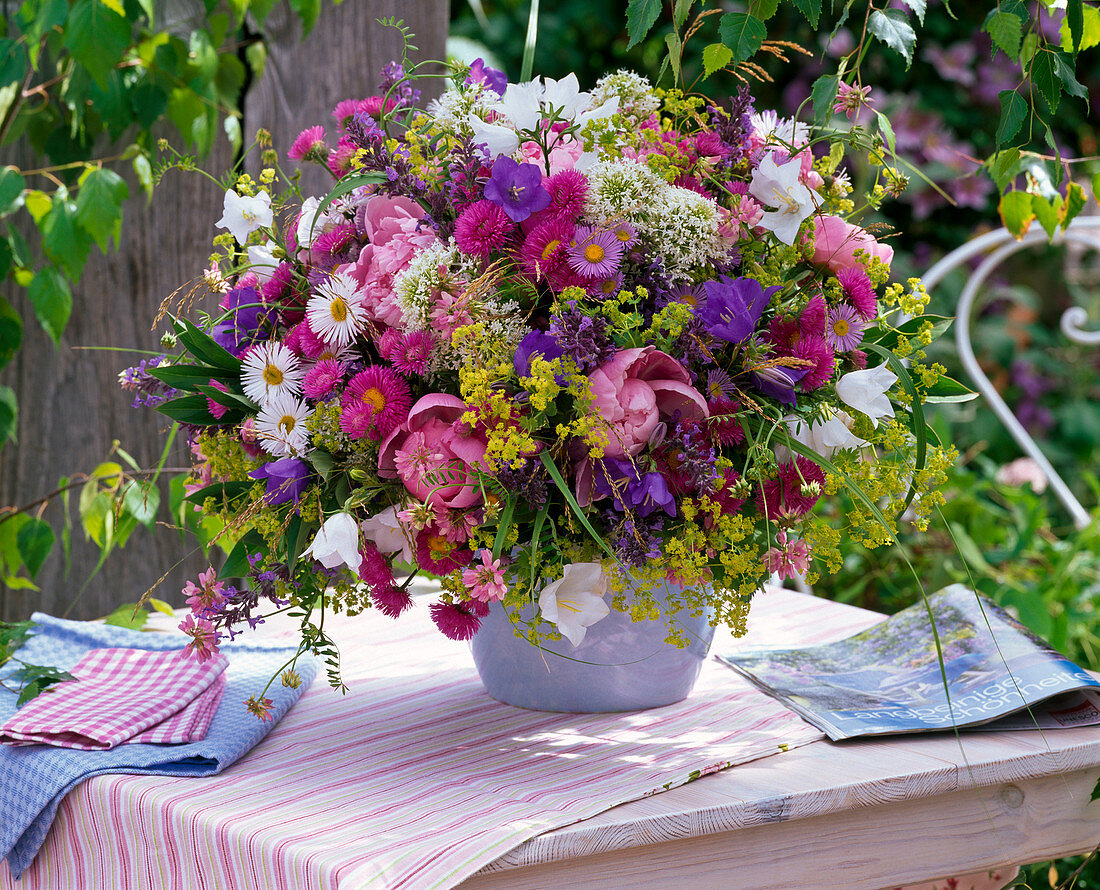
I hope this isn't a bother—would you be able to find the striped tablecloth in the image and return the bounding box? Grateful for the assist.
[0,585,882,890]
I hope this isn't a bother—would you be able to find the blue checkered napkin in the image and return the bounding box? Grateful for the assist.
[0,613,317,879]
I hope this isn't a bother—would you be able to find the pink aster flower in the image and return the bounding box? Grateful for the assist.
[415,523,474,575]
[429,600,482,641]
[792,336,836,391]
[327,136,358,179]
[518,218,574,278]
[302,359,346,400]
[339,366,412,440]
[361,95,398,118]
[358,541,396,588]
[545,169,589,221]
[205,379,230,420]
[454,199,512,258]
[288,125,327,162]
[837,266,878,320]
[610,220,636,246]
[763,530,811,580]
[589,273,624,300]
[826,304,867,351]
[372,583,413,618]
[390,330,433,376]
[567,226,623,279]
[705,397,745,446]
[462,551,508,603]
[285,319,328,360]
[332,98,370,128]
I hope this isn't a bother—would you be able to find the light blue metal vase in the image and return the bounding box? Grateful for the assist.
[469,579,716,713]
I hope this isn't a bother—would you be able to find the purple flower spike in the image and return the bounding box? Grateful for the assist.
[467,58,508,96]
[700,275,781,345]
[483,156,551,223]
[250,458,312,506]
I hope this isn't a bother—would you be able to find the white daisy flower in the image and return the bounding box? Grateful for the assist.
[256,393,313,457]
[306,271,368,348]
[241,341,303,406]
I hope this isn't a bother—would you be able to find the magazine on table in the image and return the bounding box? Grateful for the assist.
[719,584,1100,741]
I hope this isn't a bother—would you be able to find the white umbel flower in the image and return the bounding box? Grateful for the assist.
[256,393,313,457]
[241,341,302,406]
[307,271,368,348]
[538,562,611,647]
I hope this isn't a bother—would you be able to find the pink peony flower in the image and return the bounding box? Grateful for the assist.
[379,393,490,509]
[811,215,894,274]
[587,347,709,459]
[344,195,439,327]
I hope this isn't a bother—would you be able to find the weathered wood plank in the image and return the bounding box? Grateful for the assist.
[459,767,1100,890]
[0,1,447,621]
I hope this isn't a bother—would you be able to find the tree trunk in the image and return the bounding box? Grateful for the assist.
[0,0,448,622]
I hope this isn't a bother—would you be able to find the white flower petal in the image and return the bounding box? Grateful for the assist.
[467,114,520,158]
[305,513,361,571]
[361,506,414,563]
[538,562,610,647]
[215,189,273,245]
[836,366,897,427]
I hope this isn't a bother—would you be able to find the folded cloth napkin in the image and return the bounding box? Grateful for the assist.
[0,612,317,879]
[0,647,229,749]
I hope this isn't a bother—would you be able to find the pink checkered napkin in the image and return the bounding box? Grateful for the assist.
[0,647,228,750]
[129,670,227,745]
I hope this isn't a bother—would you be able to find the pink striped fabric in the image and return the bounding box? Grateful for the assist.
[0,648,228,750]
[0,587,882,890]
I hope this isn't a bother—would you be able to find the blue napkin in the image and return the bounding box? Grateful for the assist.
[0,612,317,878]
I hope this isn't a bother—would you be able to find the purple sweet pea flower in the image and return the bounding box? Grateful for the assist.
[466,58,507,96]
[513,329,566,378]
[700,275,782,344]
[483,156,551,223]
[751,365,807,406]
[593,458,677,518]
[249,458,312,506]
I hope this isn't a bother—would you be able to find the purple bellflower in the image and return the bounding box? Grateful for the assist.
[700,275,781,345]
[513,329,567,378]
[483,156,551,223]
[250,458,312,506]
[466,58,508,96]
[593,458,677,518]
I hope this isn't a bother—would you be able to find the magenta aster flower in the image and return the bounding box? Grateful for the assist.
[372,583,413,618]
[205,379,230,420]
[792,336,836,390]
[358,542,396,588]
[288,125,327,162]
[567,226,623,279]
[826,304,867,351]
[483,156,552,223]
[302,358,346,400]
[339,366,412,440]
[545,169,589,221]
[837,266,878,320]
[415,523,474,575]
[756,457,825,520]
[429,600,482,641]
[454,199,513,257]
[518,218,574,277]
[389,330,433,376]
[799,294,827,338]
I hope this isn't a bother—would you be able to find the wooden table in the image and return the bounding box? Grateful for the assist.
[458,614,1100,889]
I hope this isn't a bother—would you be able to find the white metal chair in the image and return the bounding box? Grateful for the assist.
[921,216,1100,531]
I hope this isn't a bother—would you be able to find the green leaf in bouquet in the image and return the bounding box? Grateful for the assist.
[1060,180,1088,231]
[27,268,73,345]
[157,392,243,426]
[309,449,334,482]
[810,74,839,127]
[866,314,953,352]
[788,0,821,29]
[0,620,36,666]
[868,9,916,67]
[898,0,925,25]
[173,317,242,372]
[287,515,312,571]
[1031,193,1060,239]
[1065,0,1085,53]
[312,171,388,235]
[492,496,516,561]
[0,166,25,218]
[148,362,240,392]
[15,517,54,579]
[538,452,620,566]
[718,13,766,65]
[994,91,1028,148]
[702,43,733,80]
[1062,3,1100,52]
[1030,49,1060,113]
[625,0,662,49]
[1052,51,1088,102]
[987,148,1022,193]
[75,167,129,251]
[921,374,979,404]
[184,480,255,506]
[195,382,256,412]
[219,529,267,580]
[103,602,151,629]
[64,0,133,88]
[42,197,93,283]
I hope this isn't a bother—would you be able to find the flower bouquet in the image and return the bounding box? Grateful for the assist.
[134,52,960,715]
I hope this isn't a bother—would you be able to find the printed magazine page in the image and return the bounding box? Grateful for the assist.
[719,584,1100,741]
